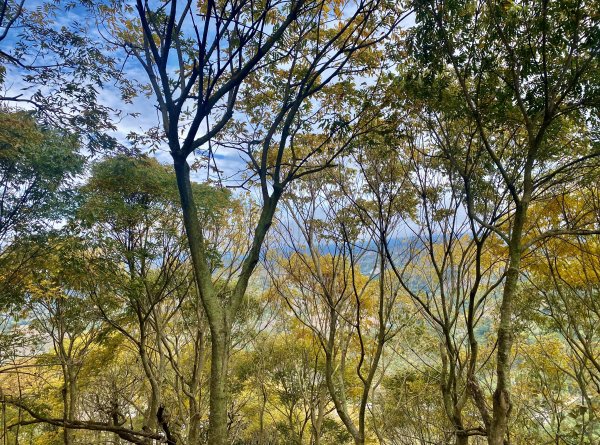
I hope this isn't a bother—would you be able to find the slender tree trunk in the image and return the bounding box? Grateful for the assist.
[323,306,363,445]
[311,387,325,445]
[208,327,230,445]
[138,339,160,439]
[488,201,528,445]
[187,396,201,444]
[440,346,471,445]
[60,364,76,445]
[258,383,267,444]
[187,329,204,445]
[355,244,387,445]
[173,157,231,444]
[66,372,77,445]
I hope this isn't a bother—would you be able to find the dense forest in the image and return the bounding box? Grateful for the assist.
[0,0,599,444]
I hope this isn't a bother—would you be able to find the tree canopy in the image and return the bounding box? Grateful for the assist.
[0,1,599,445]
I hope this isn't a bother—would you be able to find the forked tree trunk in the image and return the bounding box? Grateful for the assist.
[187,329,204,444]
[173,156,280,445]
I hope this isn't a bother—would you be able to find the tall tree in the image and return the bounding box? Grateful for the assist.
[379,142,504,444]
[78,154,235,444]
[270,156,412,445]
[405,0,600,442]
[21,238,105,445]
[99,0,403,442]
[0,110,84,300]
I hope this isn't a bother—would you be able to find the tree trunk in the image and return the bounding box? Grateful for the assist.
[311,387,325,445]
[173,157,231,445]
[488,202,527,445]
[323,308,363,445]
[61,366,78,445]
[208,328,230,445]
[67,372,77,445]
[173,155,281,445]
[139,342,160,439]
[258,384,267,444]
[187,328,204,445]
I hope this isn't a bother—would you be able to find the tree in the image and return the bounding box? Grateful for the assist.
[405,0,600,441]
[380,143,505,444]
[20,238,106,445]
[0,110,84,300]
[78,154,240,444]
[1,232,172,445]
[2,155,241,445]
[97,0,404,442]
[516,183,600,443]
[233,327,332,445]
[269,158,412,445]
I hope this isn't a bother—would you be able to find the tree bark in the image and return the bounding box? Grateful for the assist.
[173,157,227,444]
[208,329,230,445]
[187,328,204,445]
[488,201,528,445]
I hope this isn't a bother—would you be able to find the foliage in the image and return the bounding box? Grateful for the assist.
[0,2,599,445]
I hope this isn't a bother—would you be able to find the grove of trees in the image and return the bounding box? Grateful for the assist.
[0,0,599,444]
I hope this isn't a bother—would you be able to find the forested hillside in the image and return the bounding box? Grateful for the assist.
[0,0,599,444]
